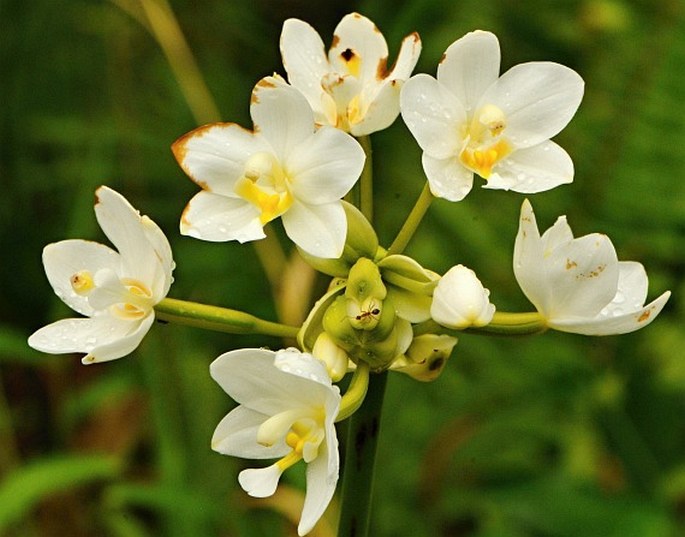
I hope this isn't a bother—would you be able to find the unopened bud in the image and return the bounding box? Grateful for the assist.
[431,265,495,329]
[312,332,350,382]
[391,334,457,382]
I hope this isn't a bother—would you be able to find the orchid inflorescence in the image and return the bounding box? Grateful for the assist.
[29,13,670,536]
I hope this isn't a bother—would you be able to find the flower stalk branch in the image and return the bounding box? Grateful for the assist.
[154,298,299,338]
[413,311,547,337]
[387,182,433,255]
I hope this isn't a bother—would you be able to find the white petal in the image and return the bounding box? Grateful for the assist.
[480,62,584,148]
[28,314,151,364]
[210,349,338,417]
[421,153,474,201]
[437,30,500,112]
[299,432,338,536]
[280,18,330,111]
[513,199,548,312]
[281,200,346,259]
[172,123,259,196]
[286,127,365,204]
[550,291,670,335]
[601,261,648,316]
[400,75,466,158]
[87,268,131,310]
[212,406,289,459]
[273,348,334,387]
[139,215,175,301]
[485,141,574,193]
[540,214,575,252]
[42,240,121,317]
[180,191,264,243]
[349,78,401,136]
[329,13,388,84]
[82,314,154,364]
[250,76,315,160]
[386,31,422,81]
[239,464,283,498]
[543,233,619,320]
[94,187,161,285]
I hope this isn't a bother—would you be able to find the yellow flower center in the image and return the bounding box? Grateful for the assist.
[70,270,154,320]
[339,47,362,78]
[234,152,294,224]
[459,104,512,178]
[111,278,154,320]
[70,270,95,295]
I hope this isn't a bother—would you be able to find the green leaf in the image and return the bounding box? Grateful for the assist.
[0,454,122,532]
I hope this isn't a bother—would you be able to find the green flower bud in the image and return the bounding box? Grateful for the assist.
[377,254,438,295]
[322,294,410,372]
[312,332,350,382]
[391,334,458,382]
[345,257,387,304]
[378,254,439,323]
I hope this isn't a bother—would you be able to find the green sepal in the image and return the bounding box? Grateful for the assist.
[297,279,346,351]
[378,254,438,295]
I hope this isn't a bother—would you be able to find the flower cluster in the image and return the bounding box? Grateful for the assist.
[28,12,670,536]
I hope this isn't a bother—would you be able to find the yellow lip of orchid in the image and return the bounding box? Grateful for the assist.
[458,104,513,178]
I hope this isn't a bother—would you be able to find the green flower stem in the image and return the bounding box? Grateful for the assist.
[337,371,388,537]
[413,311,547,337]
[387,182,433,255]
[358,135,374,223]
[336,362,370,422]
[154,298,299,338]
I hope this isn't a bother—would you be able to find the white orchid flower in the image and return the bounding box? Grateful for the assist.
[431,264,495,328]
[280,12,421,136]
[28,187,174,364]
[173,75,365,259]
[211,348,341,536]
[400,30,584,201]
[514,199,670,335]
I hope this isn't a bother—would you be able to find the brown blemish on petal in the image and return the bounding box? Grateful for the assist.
[331,34,340,49]
[575,264,607,280]
[172,122,253,189]
[256,78,277,89]
[180,203,193,229]
[566,259,578,270]
[376,56,389,80]
[439,52,447,64]
[637,310,651,322]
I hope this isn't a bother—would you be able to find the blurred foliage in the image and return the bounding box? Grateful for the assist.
[1,0,684,535]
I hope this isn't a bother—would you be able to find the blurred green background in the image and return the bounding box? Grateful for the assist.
[2,0,684,535]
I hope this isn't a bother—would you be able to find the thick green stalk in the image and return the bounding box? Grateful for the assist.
[387,182,433,255]
[154,298,299,338]
[337,372,388,537]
